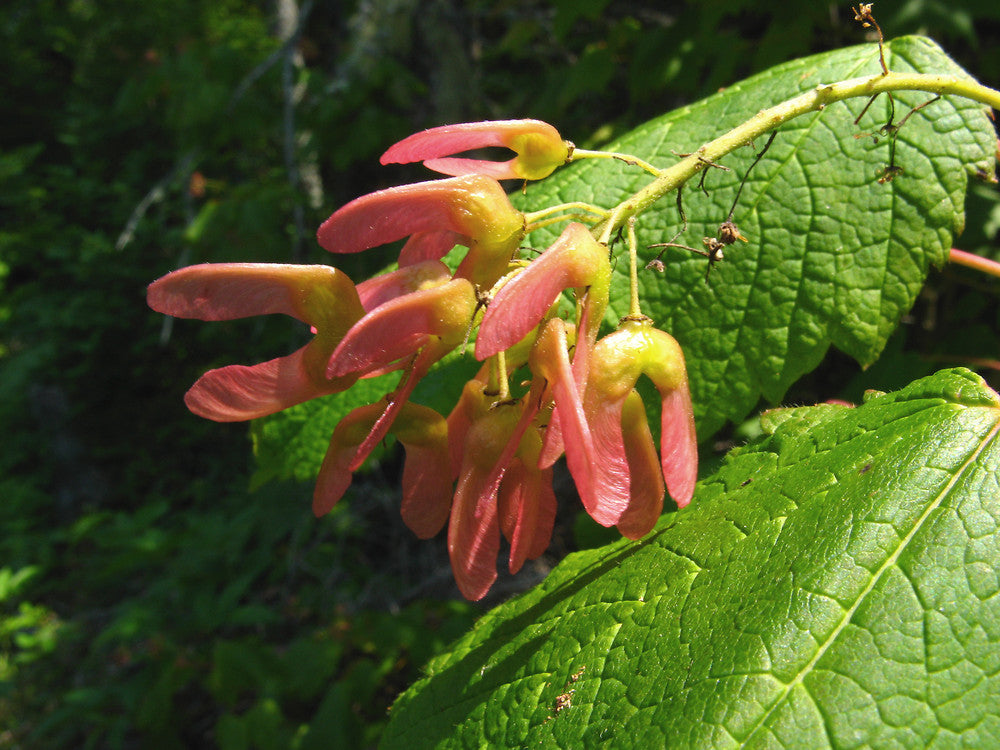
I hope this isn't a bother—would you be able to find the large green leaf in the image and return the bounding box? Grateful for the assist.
[518,36,996,436]
[381,368,1000,748]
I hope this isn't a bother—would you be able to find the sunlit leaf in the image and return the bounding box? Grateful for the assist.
[382,368,1000,748]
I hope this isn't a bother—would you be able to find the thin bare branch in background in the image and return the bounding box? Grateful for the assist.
[279,0,320,262]
[116,153,196,252]
[117,0,317,255]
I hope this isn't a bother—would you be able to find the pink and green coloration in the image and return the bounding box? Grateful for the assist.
[149,121,699,600]
[380,119,571,181]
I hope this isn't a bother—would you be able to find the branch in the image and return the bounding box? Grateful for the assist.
[594,72,1000,239]
[280,0,316,262]
[229,0,314,111]
[116,152,196,251]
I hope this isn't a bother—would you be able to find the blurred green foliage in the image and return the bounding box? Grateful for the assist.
[0,0,997,747]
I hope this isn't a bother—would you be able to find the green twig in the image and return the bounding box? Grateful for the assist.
[592,72,1000,240]
[569,148,661,176]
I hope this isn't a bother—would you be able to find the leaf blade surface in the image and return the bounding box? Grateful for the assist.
[381,368,1000,749]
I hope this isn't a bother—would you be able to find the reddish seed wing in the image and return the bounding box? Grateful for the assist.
[616,392,665,539]
[328,278,473,380]
[531,320,612,521]
[326,290,438,379]
[660,379,698,507]
[148,263,350,323]
[498,461,533,574]
[399,439,453,539]
[524,467,557,561]
[379,119,566,181]
[476,260,568,360]
[183,346,350,422]
[355,260,451,312]
[582,392,633,526]
[499,459,557,574]
[318,183,460,253]
[317,176,504,254]
[448,461,502,601]
[446,377,490,480]
[397,231,464,267]
[311,403,383,517]
[477,223,605,360]
[346,346,441,472]
[421,157,520,180]
[312,441,356,518]
[380,122,512,166]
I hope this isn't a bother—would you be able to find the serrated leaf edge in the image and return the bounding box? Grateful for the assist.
[741,411,1000,743]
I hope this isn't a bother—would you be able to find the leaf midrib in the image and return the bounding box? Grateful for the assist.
[739,409,1000,745]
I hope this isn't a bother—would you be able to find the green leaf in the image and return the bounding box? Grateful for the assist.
[0,565,39,604]
[518,36,996,436]
[249,370,401,487]
[381,368,1000,748]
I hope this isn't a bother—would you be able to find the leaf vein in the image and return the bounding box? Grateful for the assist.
[741,412,1000,742]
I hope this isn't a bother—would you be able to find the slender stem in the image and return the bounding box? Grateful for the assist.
[599,203,630,245]
[526,214,603,233]
[627,218,642,317]
[493,351,510,400]
[592,72,1000,239]
[949,248,1000,279]
[569,148,662,176]
[524,202,609,223]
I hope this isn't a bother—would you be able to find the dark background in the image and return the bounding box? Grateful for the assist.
[2,1,998,746]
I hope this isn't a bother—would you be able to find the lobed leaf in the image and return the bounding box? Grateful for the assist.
[382,368,1000,748]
